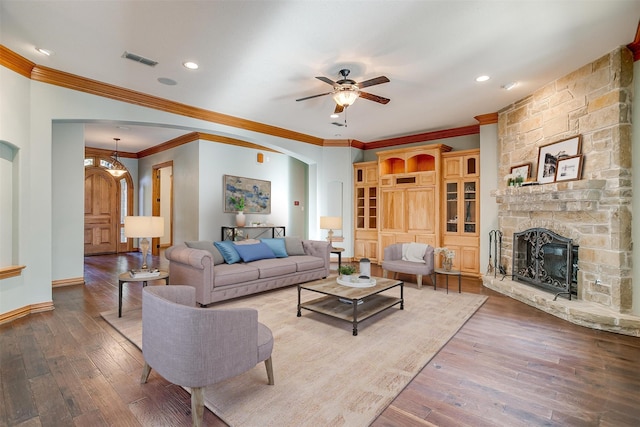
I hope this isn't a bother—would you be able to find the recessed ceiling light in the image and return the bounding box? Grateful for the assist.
[183,61,199,70]
[502,81,518,90]
[475,75,490,82]
[36,47,53,56]
[158,77,177,86]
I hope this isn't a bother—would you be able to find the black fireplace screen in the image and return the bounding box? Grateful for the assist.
[512,228,578,299]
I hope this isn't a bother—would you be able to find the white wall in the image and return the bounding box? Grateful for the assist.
[479,123,499,275]
[0,65,330,317]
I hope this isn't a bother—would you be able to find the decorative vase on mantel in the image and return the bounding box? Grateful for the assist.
[442,258,453,271]
[235,211,246,227]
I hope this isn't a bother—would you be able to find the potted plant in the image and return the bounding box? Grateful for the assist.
[230,196,246,226]
[338,264,356,278]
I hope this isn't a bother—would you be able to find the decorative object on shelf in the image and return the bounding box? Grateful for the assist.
[505,173,516,186]
[224,174,271,213]
[320,216,342,247]
[124,216,164,271]
[434,247,455,271]
[536,135,582,184]
[555,155,584,182]
[106,137,127,177]
[229,195,246,226]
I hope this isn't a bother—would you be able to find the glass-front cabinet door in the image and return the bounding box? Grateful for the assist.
[463,180,476,234]
[445,182,458,233]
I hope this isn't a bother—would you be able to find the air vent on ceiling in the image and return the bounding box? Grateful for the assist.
[331,122,345,127]
[122,51,158,67]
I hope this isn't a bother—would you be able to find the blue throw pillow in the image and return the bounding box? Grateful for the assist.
[214,241,241,264]
[233,242,276,262]
[260,238,289,258]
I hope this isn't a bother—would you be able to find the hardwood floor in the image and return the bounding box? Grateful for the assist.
[1,253,639,426]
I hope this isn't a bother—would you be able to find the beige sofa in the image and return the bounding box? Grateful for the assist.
[165,238,330,306]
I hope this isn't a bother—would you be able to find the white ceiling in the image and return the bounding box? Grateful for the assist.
[2,0,639,153]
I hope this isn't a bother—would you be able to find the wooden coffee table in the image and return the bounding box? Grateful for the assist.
[297,276,403,336]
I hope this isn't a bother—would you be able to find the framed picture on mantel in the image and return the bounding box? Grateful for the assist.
[536,135,582,184]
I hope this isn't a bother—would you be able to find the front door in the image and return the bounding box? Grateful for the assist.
[84,168,118,255]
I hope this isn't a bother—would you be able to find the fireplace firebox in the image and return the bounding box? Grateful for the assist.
[512,228,578,300]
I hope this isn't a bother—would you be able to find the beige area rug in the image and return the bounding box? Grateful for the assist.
[102,281,486,426]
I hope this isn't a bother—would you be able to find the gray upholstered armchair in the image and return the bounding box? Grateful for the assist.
[381,243,435,289]
[140,285,274,427]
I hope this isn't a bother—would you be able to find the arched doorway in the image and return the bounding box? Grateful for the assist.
[84,150,133,255]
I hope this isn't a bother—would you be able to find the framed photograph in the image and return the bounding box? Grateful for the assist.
[223,175,271,213]
[510,163,531,180]
[536,135,582,184]
[555,155,583,182]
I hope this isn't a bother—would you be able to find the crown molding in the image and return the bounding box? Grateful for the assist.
[354,124,480,150]
[0,45,34,78]
[474,112,499,125]
[627,20,640,61]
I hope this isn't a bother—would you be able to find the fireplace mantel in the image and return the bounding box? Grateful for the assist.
[495,180,606,213]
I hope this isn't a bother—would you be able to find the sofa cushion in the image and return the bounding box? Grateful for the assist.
[284,237,306,256]
[292,255,325,272]
[213,263,260,286]
[214,241,241,264]
[260,238,289,258]
[185,241,225,265]
[233,242,276,262]
[250,258,297,279]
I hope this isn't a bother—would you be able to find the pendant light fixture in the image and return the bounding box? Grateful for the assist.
[106,137,127,177]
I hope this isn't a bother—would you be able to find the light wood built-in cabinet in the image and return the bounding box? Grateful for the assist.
[441,149,480,275]
[375,144,451,261]
[353,162,379,262]
[353,145,481,277]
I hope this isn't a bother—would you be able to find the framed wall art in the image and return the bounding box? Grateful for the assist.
[223,175,271,213]
[555,155,583,182]
[510,163,531,180]
[536,135,582,184]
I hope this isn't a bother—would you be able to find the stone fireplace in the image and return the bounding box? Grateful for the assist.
[481,45,639,336]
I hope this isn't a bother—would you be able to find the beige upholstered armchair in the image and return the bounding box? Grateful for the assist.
[140,285,274,427]
[381,243,435,289]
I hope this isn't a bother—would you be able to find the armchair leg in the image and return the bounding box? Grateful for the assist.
[265,356,275,385]
[191,387,205,427]
[382,269,388,279]
[416,275,423,289]
[140,362,152,384]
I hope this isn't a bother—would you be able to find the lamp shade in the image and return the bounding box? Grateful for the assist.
[332,86,359,107]
[124,216,164,238]
[319,216,342,230]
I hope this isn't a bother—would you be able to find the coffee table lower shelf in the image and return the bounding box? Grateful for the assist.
[297,294,403,336]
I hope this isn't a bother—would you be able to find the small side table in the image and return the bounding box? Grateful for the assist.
[118,270,170,317]
[432,268,461,294]
[330,247,345,269]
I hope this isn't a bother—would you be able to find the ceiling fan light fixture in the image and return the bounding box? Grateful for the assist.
[332,85,359,107]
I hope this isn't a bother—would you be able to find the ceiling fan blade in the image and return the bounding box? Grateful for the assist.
[296,92,332,102]
[316,76,338,86]
[359,91,390,104]
[334,104,344,114]
[357,76,390,89]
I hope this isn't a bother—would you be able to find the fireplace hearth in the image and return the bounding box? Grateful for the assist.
[512,228,578,300]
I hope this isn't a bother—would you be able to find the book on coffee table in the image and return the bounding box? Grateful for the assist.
[129,269,161,278]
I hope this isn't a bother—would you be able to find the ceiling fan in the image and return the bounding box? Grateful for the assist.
[296,69,390,114]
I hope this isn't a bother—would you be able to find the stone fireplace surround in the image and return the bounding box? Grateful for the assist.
[482,180,640,336]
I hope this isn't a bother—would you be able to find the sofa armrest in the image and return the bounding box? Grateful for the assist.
[165,245,215,305]
[423,245,435,272]
[302,240,331,275]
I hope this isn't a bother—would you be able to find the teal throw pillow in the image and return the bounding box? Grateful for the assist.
[260,238,289,258]
[214,241,241,264]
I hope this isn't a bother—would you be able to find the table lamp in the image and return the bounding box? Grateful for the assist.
[320,216,342,247]
[124,216,164,271]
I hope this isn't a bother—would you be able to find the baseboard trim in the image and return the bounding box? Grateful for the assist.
[52,277,85,287]
[0,301,54,325]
